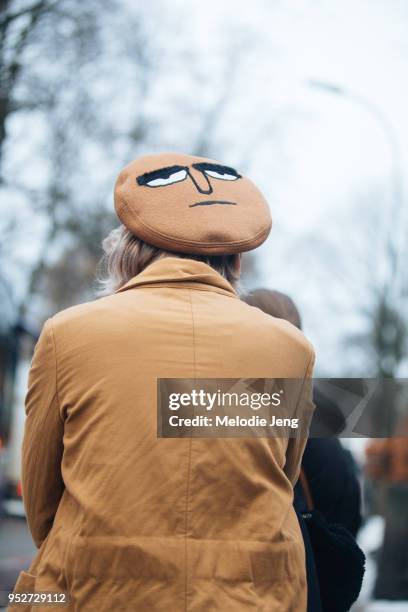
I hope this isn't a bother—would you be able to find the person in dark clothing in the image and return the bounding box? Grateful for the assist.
[243,289,363,611]
[301,436,362,537]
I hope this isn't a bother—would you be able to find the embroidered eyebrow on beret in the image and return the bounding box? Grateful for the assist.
[192,162,241,177]
[136,165,188,186]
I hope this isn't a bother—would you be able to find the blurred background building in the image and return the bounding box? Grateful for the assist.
[0,0,407,609]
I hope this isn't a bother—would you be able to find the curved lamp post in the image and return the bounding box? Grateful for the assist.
[307,79,404,303]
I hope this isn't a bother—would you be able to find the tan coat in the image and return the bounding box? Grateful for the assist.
[11,257,315,612]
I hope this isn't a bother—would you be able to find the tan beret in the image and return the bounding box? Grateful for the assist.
[114,152,272,255]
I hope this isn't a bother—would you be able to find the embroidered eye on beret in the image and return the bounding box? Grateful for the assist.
[114,152,272,255]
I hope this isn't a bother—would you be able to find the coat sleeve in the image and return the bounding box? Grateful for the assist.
[22,318,65,548]
[283,349,315,486]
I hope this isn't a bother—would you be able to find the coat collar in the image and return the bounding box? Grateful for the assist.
[115,256,239,298]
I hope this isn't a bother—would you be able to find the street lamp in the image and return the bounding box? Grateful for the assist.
[307,79,404,303]
[307,79,406,377]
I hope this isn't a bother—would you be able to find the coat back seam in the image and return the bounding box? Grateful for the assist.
[183,288,197,612]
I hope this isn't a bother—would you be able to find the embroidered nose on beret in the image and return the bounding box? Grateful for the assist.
[114,152,272,255]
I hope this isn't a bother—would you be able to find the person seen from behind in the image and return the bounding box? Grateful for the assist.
[243,288,364,612]
[11,153,315,612]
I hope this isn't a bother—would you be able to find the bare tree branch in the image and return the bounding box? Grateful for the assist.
[0,0,56,29]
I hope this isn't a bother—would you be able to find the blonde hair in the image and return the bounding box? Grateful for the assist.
[98,225,240,295]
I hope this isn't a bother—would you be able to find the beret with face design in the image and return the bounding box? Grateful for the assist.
[114,152,272,255]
